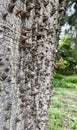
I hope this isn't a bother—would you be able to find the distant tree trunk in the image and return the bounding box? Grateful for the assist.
[0,0,66,130]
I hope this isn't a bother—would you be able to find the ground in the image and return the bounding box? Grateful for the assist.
[47,75,77,130]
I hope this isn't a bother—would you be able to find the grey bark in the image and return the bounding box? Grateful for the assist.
[0,0,66,130]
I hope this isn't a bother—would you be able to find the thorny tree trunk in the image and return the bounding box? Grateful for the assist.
[0,0,66,130]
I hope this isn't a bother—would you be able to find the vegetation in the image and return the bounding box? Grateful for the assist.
[56,34,77,75]
[47,74,77,130]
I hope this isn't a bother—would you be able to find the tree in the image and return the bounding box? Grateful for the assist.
[56,0,77,75]
[0,0,66,130]
[56,34,77,74]
[67,0,77,28]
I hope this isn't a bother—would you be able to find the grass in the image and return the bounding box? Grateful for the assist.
[47,74,77,130]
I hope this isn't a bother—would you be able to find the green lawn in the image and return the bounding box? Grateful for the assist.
[47,74,77,130]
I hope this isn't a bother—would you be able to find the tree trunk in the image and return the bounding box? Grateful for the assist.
[0,0,66,130]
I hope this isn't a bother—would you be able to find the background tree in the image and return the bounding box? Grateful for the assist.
[56,34,77,74]
[56,0,77,75]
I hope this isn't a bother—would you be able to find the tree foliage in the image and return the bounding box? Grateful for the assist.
[56,34,77,74]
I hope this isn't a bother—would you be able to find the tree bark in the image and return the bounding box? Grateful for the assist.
[0,0,66,130]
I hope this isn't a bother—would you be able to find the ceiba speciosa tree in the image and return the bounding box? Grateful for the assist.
[0,0,67,130]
